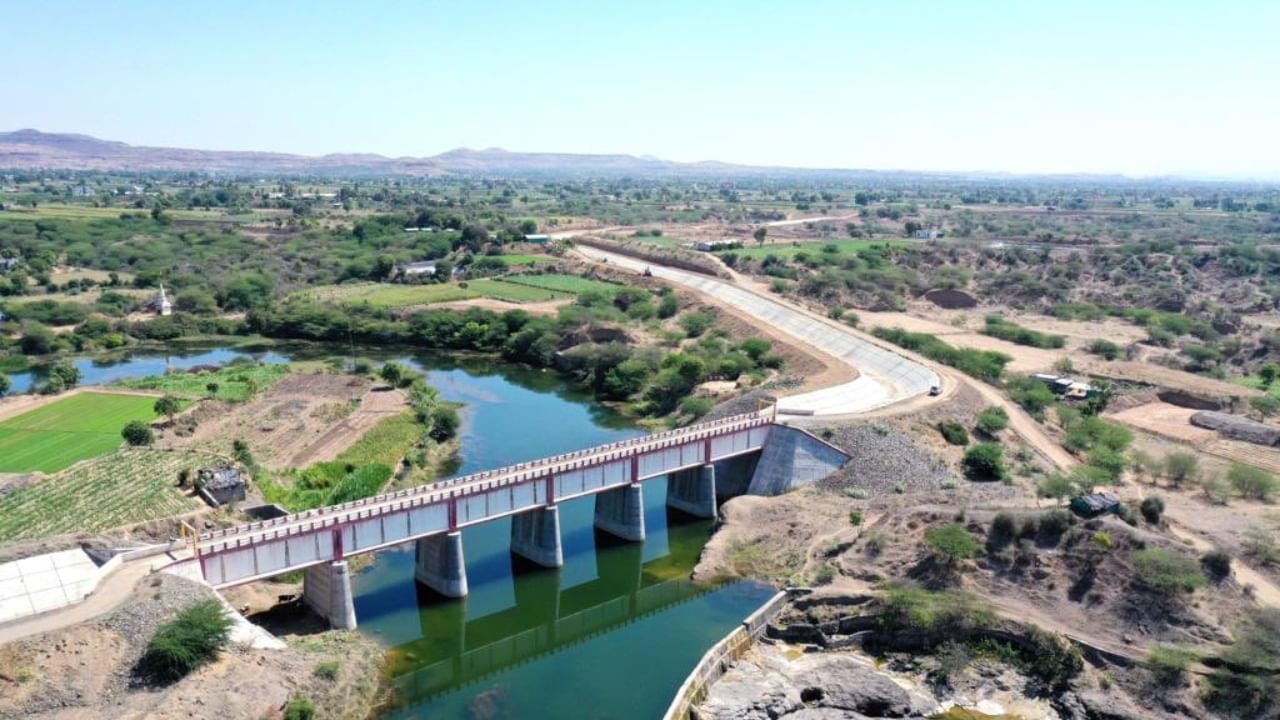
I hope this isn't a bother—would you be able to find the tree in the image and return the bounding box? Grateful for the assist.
[962,443,1007,482]
[924,523,982,566]
[0,372,9,397]
[1163,452,1200,487]
[122,420,154,446]
[379,362,404,387]
[753,227,767,246]
[205,382,220,398]
[1228,463,1278,502]
[154,395,182,424]
[1140,495,1165,524]
[137,600,231,683]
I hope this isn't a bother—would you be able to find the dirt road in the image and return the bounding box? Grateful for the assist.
[0,558,155,644]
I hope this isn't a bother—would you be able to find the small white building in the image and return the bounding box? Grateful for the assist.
[150,284,173,316]
[399,261,438,278]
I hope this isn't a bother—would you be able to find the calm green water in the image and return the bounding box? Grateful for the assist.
[354,356,773,720]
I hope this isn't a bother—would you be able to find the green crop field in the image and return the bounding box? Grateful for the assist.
[0,449,205,541]
[299,279,571,307]
[500,274,623,296]
[488,253,554,266]
[0,392,161,473]
[719,239,910,260]
[115,363,288,402]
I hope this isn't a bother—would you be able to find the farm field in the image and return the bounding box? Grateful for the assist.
[298,278,573,307]
[488,253,554,266]
[115,362,288,402]
[3,287,150,306]
[500,273,623,296]
[0,391,160,473]
[719,238,910,260]
[0,449,205,541]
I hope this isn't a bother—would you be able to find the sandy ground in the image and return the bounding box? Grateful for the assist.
[1108,400,1280,473]
[169,373,408,469]
[430,296,570,316]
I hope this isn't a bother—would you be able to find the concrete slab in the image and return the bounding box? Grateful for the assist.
[0,548,111,626]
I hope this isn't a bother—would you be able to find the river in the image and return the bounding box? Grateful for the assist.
[8,341,773,719]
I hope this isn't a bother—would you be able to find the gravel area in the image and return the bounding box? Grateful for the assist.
[816,422,958,494]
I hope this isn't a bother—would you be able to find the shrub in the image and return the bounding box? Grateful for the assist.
[679,396,714,419]
[962,443,1007,482]
[924,523,982,565]
[283,698,316,720]
[849,509,864,527]
[935,640,971,682]
[1092,531,1114,550]
[1145,645,1196,687]
[1202,550,1232,582]
[1228,463,1279,502]
[989,512,1018,549]
[1140,495,1165,524]
[1203,609,1280,718]
[313,660,340,680]
[1163,452,1200,487]
[975,406,1009,434]
[1036,473,1075,504]
[121,420,154,447]
[1038,509,1074,542]
[1133,548,1207,594]
[137,600,232,683]
[938,421,970,446]
[1087,339,1123,360]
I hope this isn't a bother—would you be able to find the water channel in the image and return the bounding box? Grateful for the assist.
[9,342,773,719]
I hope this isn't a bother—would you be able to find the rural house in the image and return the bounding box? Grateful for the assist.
[197,467,246,507]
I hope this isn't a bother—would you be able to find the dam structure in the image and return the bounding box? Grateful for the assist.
[186,412,849,629]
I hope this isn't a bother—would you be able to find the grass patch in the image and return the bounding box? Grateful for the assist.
[333,411,424,467]
[0,449,205,541]
[464,278,570,302]
[114,363,288,402]
[0,392,161,473]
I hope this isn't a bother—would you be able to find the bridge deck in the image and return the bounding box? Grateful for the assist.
[196,412,773,587]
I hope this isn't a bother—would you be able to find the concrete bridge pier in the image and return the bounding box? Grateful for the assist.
[511,506,564,568]
[302,560,357,629]
[666,464,716,518]
[593,484,645,542]
[415,531,469,598]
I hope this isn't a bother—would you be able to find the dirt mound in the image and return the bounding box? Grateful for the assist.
[924,288,978,309]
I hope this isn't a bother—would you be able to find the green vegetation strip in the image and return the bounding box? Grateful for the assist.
[0,449,205,541]
[0,392,161,473]
[260,410,425,511]
[114,363,288,402]
[870,327,1010,382]
[498,273,623,295]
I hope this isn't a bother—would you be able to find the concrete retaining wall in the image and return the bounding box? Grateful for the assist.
[663,590,789,720]
[747,425,851,495]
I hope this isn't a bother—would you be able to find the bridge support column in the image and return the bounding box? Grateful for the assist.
[666,464,717,518]
[302,560,357,630]
[415,531,468,598]
[594,484,645,542]
[511,506,563,567]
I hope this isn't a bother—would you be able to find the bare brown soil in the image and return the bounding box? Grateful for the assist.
[165,373,407,469]
[1109,400,1280,473]
[431,296,570,316]
[0,574,383,720]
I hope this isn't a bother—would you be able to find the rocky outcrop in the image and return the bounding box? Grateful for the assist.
[700,652,938,720]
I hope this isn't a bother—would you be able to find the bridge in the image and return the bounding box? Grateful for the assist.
[188,411,849,629]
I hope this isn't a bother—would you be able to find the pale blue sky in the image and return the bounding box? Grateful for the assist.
[2,1,1277,177]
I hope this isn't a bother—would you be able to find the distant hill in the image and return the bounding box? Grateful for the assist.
[0,129,1240,183]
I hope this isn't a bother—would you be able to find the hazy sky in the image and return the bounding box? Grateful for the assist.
[3,1,1277,178]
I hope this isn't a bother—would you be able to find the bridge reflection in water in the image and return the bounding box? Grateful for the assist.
[352,481,764,717]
